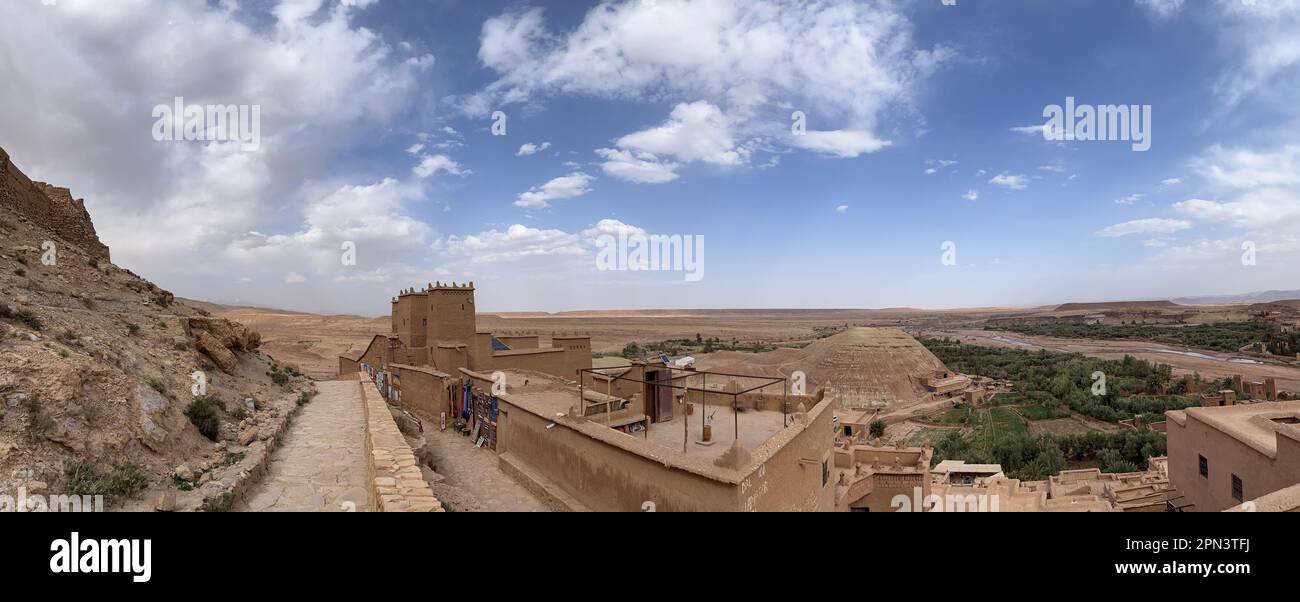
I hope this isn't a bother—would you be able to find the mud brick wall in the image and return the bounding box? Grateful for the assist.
[0,146,111,260]
[357,375,444,512]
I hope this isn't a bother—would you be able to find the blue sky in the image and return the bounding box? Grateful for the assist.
[1,0,1297,315]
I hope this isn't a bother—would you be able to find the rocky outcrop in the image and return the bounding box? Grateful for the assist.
[196,331,239,373]
[0,146,110,260]
[188,317,261,351]
[188,316,261,373]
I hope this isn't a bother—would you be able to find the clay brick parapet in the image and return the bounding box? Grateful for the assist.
[357,375,444,512]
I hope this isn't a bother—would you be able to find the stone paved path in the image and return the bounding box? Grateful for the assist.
[238,380,372,512]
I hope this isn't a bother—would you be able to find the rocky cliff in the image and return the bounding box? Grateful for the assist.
[0,147,310,511]
[0,146,110,260]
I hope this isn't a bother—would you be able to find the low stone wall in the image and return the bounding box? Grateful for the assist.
[166,393,303,512]
[357,375,444,512]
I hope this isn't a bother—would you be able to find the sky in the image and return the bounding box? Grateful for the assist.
[1,0,1298,316]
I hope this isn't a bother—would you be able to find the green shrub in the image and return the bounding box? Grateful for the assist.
[63,459,149,506]
[869,420,886,439]
[270,371,289,386]
[63,459,101,496]
[184,396,223,440]
[147,378,167,395]
[297,391,315,406]
[200,492,233,512]
[106,461,149,500]
[23,395,54,441]
[126,323,140,335]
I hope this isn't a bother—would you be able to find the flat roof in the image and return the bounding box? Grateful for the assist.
[471,368,823,481]
[390,363,451,379]
[494,347,564,357]
[1173,400,1300,458]
[933,460,1003,474]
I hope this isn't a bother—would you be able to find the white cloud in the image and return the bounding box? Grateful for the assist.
[514,172,595,208]
[989,173,1029,190]
[469,1,949,160]
[615,101,743,166]
[1038,165,1065,173]
[581,219,648,243]
[1208,0,1300,108]
[962,190,979,202]
[284,272,306,284]
[516,142,552,156]
[1194,144,1300,189]
[835,205,849,213]
[439,224,587,264]
[596,101,747,182]
[413,154,468,178]
[0,0,442,314]
[925,159,958,175]
[595,148,680,184]
[406,143,425,155]
[1134,0,1185,19]
[1095,218,1193,237]
[1175,193,1300,231]
[1010,125,1047,135]
[1114,193,1145,205]
[1175,144,1300,232]
[1161,177,1182,186]
[225,177,433,279]
[789,130,890,158]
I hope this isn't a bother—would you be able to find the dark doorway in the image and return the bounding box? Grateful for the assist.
[645,370,674,423]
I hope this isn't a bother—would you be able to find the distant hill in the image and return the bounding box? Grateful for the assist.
[1174,290,1300,305]
[1054,300,1180,312]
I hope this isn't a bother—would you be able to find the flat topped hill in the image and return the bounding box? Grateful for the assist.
[1054,300,1180,312]
[693,327,954,412]
[799,327,950,411]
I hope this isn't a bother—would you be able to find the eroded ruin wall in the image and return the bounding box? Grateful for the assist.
[0,147,111,260]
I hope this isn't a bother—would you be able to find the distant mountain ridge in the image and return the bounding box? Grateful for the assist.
[1174,290,1300,305]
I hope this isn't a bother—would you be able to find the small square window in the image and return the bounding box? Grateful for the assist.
[1198,455,1208,478]
[1232,475,1243,502]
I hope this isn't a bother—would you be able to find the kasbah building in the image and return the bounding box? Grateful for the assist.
[340,283,1300,513]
